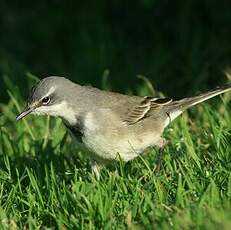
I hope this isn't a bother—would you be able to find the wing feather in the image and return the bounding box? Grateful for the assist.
[123,97,172,125]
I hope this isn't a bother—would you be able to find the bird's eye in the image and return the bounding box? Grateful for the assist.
[42,97,50,105]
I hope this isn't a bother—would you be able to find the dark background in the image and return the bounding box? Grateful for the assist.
[0,0,231,102]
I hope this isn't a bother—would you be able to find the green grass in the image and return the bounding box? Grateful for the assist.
[0,84,231,229]
[1,1,231,228]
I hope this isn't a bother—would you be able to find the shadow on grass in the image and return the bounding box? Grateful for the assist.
[0,139,93,186]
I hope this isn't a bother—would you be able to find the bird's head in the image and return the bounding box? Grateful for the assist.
[16,76,77,123]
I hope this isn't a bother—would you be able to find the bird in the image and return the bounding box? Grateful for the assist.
[16,76,231,176]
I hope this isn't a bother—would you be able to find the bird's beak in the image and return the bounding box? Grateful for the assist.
[16,106,34,121]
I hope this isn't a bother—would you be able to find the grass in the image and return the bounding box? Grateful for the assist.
[0,79,230,229]
[0,1,231,228]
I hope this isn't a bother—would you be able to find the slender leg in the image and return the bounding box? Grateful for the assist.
[91,160,101,179]
[154,139,170,173]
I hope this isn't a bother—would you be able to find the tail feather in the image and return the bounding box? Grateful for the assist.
[164,83,231,126]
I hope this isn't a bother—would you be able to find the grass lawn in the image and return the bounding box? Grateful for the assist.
[0,81,231,229]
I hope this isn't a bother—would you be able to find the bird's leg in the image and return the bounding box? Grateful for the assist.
[91,160,101,179]
[154,139,171,173]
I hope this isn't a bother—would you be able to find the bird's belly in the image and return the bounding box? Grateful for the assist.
[65,111,164,162]
[82,131,160,162]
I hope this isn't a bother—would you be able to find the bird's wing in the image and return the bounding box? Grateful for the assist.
[123,97,172,125]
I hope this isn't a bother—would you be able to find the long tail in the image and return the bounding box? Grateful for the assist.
[164,83,231,126]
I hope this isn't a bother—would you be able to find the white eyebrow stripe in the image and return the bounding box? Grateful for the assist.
[43,86,56,98]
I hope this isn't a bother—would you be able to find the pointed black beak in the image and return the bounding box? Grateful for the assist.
[16,107,34,121]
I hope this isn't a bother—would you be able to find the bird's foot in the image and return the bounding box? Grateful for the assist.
[91,161,101,179]
[154,139,171,173]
